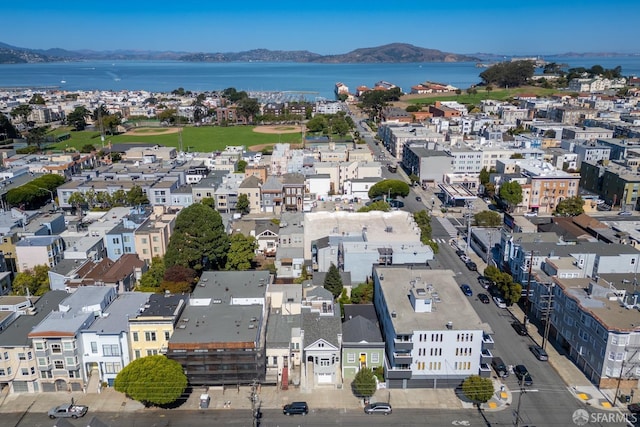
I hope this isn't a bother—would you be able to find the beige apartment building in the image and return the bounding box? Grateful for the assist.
[133,207,176,264]
[128,293,188,360]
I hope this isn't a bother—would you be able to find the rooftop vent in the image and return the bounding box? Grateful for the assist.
[446,321,453,329]
[391,311,397,318]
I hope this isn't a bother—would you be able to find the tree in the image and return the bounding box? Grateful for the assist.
[555,196,584,217]
[126,185,149,206]
[413,210,439,254]
[499,181,523,212]
[479,167,490,186]
[479,60,535,88]
[114,355,187,407]
[26,126,49,150]
[138,257,165,291]
[367,179,410,199]
[358,87,402,121]
[461,375,494,406]
[67,106,91,131]
[29,93,46,105]
[235,193,250,214]
[81,144,96,153]
[160,265,197,294]
[237,97,260,123]
[408,173,420,186]
[225,233,257,271]
[157,109,177,124]
[164,203,230,273]
[0,113,19,139]
[236,159,248,173]
[338,288,351,316]
[474,210,502,227]
[10,104,33,126]
[350,282,374,304]
[357,200,390,212]
[306,116,328,133]
[12,265,50,296]
[352,367,377,399]
[102,114,122,135]
[324,263,343,299]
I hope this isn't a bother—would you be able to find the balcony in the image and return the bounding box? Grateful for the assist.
[393,339,413,352]
[482,334,494,350]
[479,363,491,378]
[392,352,413,365]
[480,349,493,364]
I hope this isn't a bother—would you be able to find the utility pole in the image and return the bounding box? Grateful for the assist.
[486,232,493,265]
[249,379,261,427]
[542,283,554,350]
[614,360,626,407]
[523,249,535,326]
[465,200,473,256]
[514,382,526,427]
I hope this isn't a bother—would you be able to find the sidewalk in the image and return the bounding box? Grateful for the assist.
[459,238,625,412]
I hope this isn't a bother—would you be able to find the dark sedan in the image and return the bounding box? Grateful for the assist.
[512,322,528,336]
[478,293,490,304]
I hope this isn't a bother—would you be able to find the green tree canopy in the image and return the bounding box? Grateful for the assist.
[555,196,584,217]
[479,60,536,88]
[357,200,390,212]
[225,233,257,271]
[461,375,494,405]
[413,210,439,254]
[368,179,410,199]
[352,367,377,398]
[235,193,250,214]
[358,87,403,121]
[114,355,187,407]
[499,181,523,212]
[138,257,166,291]
[0,113,19,139]
[160,265,197,294]
[29,93,46,105]
[350,282,373,304]
[126,185,149,206]
[26,126,49,150]
[164,203,230,273]
[237,97,260,123]
[12,265,50,296]
[10,104,33,125]
[479,167,490,185]
[474,210,502,227]
[67,106,91,131]
[324,263,343,299]
[236,159,248,173]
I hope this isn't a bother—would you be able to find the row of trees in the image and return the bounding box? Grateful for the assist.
[306,112,354,136]
[67,186,149,212]
[483,265,522,306]
[479,60,536,88]
[5,174,65,209]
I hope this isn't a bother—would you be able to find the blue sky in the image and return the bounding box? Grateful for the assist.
[4,1,637,55]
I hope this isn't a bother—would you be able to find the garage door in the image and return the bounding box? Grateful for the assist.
[12,381,28,392]
[317,373,332,384]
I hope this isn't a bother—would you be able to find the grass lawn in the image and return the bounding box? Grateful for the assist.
[402,86,560,106]
[47,125,303,152]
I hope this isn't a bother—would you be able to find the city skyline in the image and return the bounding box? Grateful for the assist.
[4,0,638,56]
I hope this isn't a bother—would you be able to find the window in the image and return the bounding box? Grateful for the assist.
[18,353,26,360]
[0,369,4,376]
[66,357,76,365]
[145,332,156,342]
[102,345,120,356]
[132,332,139,342]
[50,344,62,354]
[347,353,355,363]
[35,342,44,350]
[21,368,29,376]
[54,360,64,369]
[38,357,48,366]
[134,350,141,359]
[90,342,98,354]
[146,350,158,356]
[164,331,170,341]
[63,342,74,351]
[372,353,379,363]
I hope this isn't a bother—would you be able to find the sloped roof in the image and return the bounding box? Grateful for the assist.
[572,213,608,231]
[239,175,262,188]
[302,309,341,348]
[342,315,383,344]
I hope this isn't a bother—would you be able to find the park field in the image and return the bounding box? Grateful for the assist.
[396,86,560,107]
[48,125,304,152]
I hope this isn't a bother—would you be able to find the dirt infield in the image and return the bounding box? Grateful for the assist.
[248,143,303,152]
[252,125,304,134]
[126,127,181,136]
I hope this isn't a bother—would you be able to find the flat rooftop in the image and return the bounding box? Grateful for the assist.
[374,265,491,334]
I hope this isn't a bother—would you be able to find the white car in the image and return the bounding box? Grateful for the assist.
[524,211,537,217]
[493,296,507,309]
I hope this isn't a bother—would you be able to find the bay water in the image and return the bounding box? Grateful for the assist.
[0,57,639,100]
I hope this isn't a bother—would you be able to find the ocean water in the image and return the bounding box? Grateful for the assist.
[0,57,639,100]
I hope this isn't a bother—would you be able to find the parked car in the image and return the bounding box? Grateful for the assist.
[466,261,478,271]
[456,249,466,257]
[512,322,528,336]
[478,277,492,289]
[460,255,471,263]
[523,211,537,217]
[619,211,633,216]
[493,296,507,309]
[460,284,473,297]
[478,293,490,304]
[627,403,640,413]
[514,365,533,386]
[283,402,309,416]
[415,196,422,202]
[491,357,509,378]
[530,345,549,361]
[364,402,392,415]
[48,404,88,419]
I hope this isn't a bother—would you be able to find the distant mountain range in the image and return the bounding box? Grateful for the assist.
[0,41,637,64]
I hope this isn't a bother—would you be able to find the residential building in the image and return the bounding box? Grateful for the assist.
[128,293,188,361]
[282,173,306,211]
[580,161,640,210]
[29,286,117,392]
[79,292,152,387]
[166,271,270,386]
[15,235,65,272]
[373,265,493,388]
[301,287,342,388]
[341,304,385,380]
[238,175,262,214]
[0,291,68,393]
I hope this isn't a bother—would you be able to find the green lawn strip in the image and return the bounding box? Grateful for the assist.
[405,87,558,105]
[47,126,303,152]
